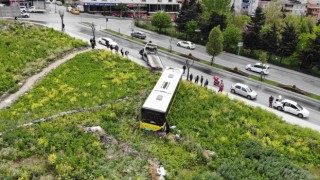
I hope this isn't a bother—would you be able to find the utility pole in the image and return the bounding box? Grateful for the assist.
[59,10,64,32]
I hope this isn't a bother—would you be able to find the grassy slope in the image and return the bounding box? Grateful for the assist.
[0,51,320,179]
[0,20,88,95]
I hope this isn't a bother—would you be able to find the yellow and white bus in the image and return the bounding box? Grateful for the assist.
[140,67,183,132]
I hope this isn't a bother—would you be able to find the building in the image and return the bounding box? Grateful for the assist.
[233,0,259,16]
[79,0,180,19]
[307,0,320,19]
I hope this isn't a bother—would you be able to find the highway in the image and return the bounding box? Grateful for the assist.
[22,8,320,128]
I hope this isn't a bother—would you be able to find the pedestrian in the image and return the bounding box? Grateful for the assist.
[195,75,199,83]
[189,73,193,82]
[125,51,129,57]
[218,80,224,93]
[110,45,114,51]
[120,48,124,56]
[90,38,95,49]
[269,95,274,108]
[204,79,208,87]
[183,65,186,74]
[115,45,119,53]
[200,76,203,86]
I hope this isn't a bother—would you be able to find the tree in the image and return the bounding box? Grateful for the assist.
[199,11,227,41]
[175,3,201,32]
[151,12,172,33]
[277,23,298,63]
[223,24,242,52]
[185,20,198,40]
[260,24,279,60]
[206,26,223,65]
[299,32,320,70]
[115,3,127,17]
[262,0,283,27]
[243,7,265,53]
[202,0,230,15]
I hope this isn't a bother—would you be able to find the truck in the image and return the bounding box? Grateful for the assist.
[139,43,164,71]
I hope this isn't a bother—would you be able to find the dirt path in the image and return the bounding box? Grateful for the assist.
[0,48,91,110]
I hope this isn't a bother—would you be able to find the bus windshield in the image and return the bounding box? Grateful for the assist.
[141,108,166,125]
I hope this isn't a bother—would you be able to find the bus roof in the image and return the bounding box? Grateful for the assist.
[142,67,183,113]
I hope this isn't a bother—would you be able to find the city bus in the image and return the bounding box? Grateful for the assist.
[140,67,183,131]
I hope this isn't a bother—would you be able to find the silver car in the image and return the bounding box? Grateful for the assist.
[231,83,257,100]
[177,41,196,49]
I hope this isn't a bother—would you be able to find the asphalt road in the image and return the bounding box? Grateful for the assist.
[21,10,320,128]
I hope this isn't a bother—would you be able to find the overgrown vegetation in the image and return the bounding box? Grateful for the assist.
[0,50,158,131]
[0,20,88,96]
[0,51,319,179]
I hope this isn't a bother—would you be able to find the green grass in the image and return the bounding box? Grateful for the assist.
[0,50,158,131]
[0,20,88,96]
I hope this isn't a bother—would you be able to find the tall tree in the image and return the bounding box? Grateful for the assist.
[151,12,172,33]
[277,23,298,63]
[260,24,279,60]
[263,0,283,27]
[206,26,223,65]
[202,0,230,15]
[223,24,242,52]
[175,3,201,32]
[243,7,265,53]
[185,20,198,40]
[199,11,227,41]
[299,33,320,70]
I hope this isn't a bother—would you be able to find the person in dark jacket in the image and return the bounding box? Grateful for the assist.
[120,48,124,56]
[269,95,274,107]
[195,75,199,83]
[200,76,204,86]
[204,79,208,87]
[189,73,193,82]
[183,65,186,74]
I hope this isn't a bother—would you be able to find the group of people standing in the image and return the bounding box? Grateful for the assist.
[89,39,129,57]
[183,65,224,93]
[188,73,209,87]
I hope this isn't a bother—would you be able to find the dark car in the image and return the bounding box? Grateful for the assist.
[131,31,146,39]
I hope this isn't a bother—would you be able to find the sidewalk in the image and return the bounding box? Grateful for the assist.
[182,76,320,132]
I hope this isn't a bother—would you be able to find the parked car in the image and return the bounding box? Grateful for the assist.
[230,83,257,100]
[98,37,118,48]
[19,6,27,13]
[20,12,30,18]
[177,41,196,49]
[246,63,270,75]
[131,31,146,39]
[273,98,309,118]
[70,9,80,15]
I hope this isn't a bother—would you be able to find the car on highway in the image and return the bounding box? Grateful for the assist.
[230,83,257,100]
[177,41,195,49]
[131,31,146,39]
[246,63,270,75]
[272,99,309,118]
[19,6,27,13]
[98,37,118,49]
[70,9,80,15]
[20,12,30,18]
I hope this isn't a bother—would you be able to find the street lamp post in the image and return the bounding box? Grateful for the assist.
[59,10,64,32]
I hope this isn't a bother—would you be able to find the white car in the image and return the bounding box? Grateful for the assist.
[273,99,309,118]
[246,63,270,75]
[19,6,27,13]
[230,83,257,100]
[177,41,196,49]
[20,12,30,18]
[98,37,118,49]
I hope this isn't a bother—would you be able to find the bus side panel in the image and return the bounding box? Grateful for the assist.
[140,121,166,131]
